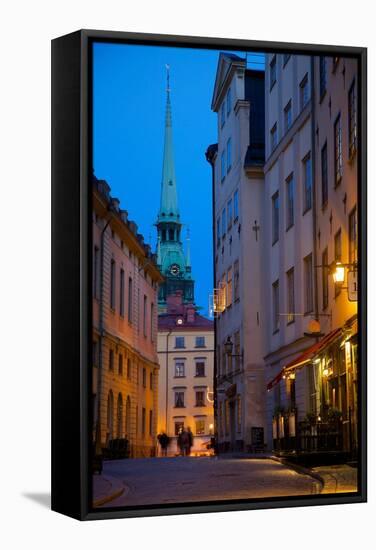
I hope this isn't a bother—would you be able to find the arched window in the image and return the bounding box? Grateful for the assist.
[107,390,114,442]
[168,228,174,241]
[125,396,131,437]
[117,393,123,438]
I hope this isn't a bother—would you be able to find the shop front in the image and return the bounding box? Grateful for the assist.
[267,317,358,460]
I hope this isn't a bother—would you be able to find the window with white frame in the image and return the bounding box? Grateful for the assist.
[174,391,185,408]
[195,391,205,407]
[233,189,239,220]
[226,138,232,172]
[195,419,205,435]
[334,114,343,185]
[270,122,277,150]
[227,198,233,229]
[221,208,226,237]
[234,260,240,301]
[300,73,309,110]
[303,153,312,212]
[286,173,295,229]
[175,336,185,349]
[174,360,185,378]
[195,360,206,377]
[221,150,226,181]
[110,259,116,310]
[195,336,205,348]
[284,99,292,133]
[272,191,279,244]
[227,266,233,307]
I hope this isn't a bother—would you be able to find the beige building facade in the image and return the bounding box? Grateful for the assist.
[157,293,214,455]
[263,53,316,449]
[92,176,163,458]
[265,54,358,457]
[209,53,267,452]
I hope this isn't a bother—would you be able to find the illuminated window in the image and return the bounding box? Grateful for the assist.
[195,419,205,435]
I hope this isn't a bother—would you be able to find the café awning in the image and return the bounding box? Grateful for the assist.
[266,327,342,391]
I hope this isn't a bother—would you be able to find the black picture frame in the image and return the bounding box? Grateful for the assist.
[51,29,367,521]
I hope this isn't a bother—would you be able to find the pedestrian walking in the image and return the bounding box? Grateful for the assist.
[157,432,170,457]
[177,428,184,456]
[179,428,191,456]
[186,426,194,456]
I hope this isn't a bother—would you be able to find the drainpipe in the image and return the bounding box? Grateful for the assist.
[205,143,218,454]
[165,330,172,433]
[95,204,115,456]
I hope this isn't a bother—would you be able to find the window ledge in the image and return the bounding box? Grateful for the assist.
[302,205,312,216]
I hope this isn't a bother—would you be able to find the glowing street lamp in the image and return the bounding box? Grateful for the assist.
[332,262,345,284]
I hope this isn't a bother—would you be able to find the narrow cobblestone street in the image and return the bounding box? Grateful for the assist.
[95,457,322,507]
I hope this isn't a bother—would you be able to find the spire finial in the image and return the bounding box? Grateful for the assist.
[166,64,170,93]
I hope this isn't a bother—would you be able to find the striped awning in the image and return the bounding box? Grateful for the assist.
[266,328,342,391]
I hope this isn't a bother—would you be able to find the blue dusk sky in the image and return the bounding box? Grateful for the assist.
[93,42,264,316]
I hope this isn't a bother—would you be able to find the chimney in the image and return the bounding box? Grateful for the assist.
[186,303,195,323]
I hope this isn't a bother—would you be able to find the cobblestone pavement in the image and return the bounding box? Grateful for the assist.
[96,456,321,507]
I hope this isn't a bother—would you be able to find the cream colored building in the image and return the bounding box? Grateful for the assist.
[265,55,358,457]
[208,53,267,452]
[263,53,316,449]
[92,175,163,458]
[157,293,214,455]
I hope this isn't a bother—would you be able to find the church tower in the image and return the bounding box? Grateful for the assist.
[156,67,194,311]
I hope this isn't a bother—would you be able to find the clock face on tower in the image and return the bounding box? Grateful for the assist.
[169,263,180,276]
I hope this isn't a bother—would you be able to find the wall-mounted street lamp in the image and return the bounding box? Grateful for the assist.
[331,262,346,284]
[224,336,243,359]
[316,260,357,287]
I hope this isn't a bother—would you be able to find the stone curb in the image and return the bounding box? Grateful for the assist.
[270,455,325,492]
[93,475,127,508]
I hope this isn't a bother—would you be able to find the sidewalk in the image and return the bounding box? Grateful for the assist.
[312,464,358,493]
[92,473,128,507]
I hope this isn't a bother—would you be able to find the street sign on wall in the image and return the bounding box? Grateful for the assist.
[348,271,358,302]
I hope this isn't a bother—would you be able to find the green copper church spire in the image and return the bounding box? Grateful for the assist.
[155,66,195,311]
[158,65,180,223]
